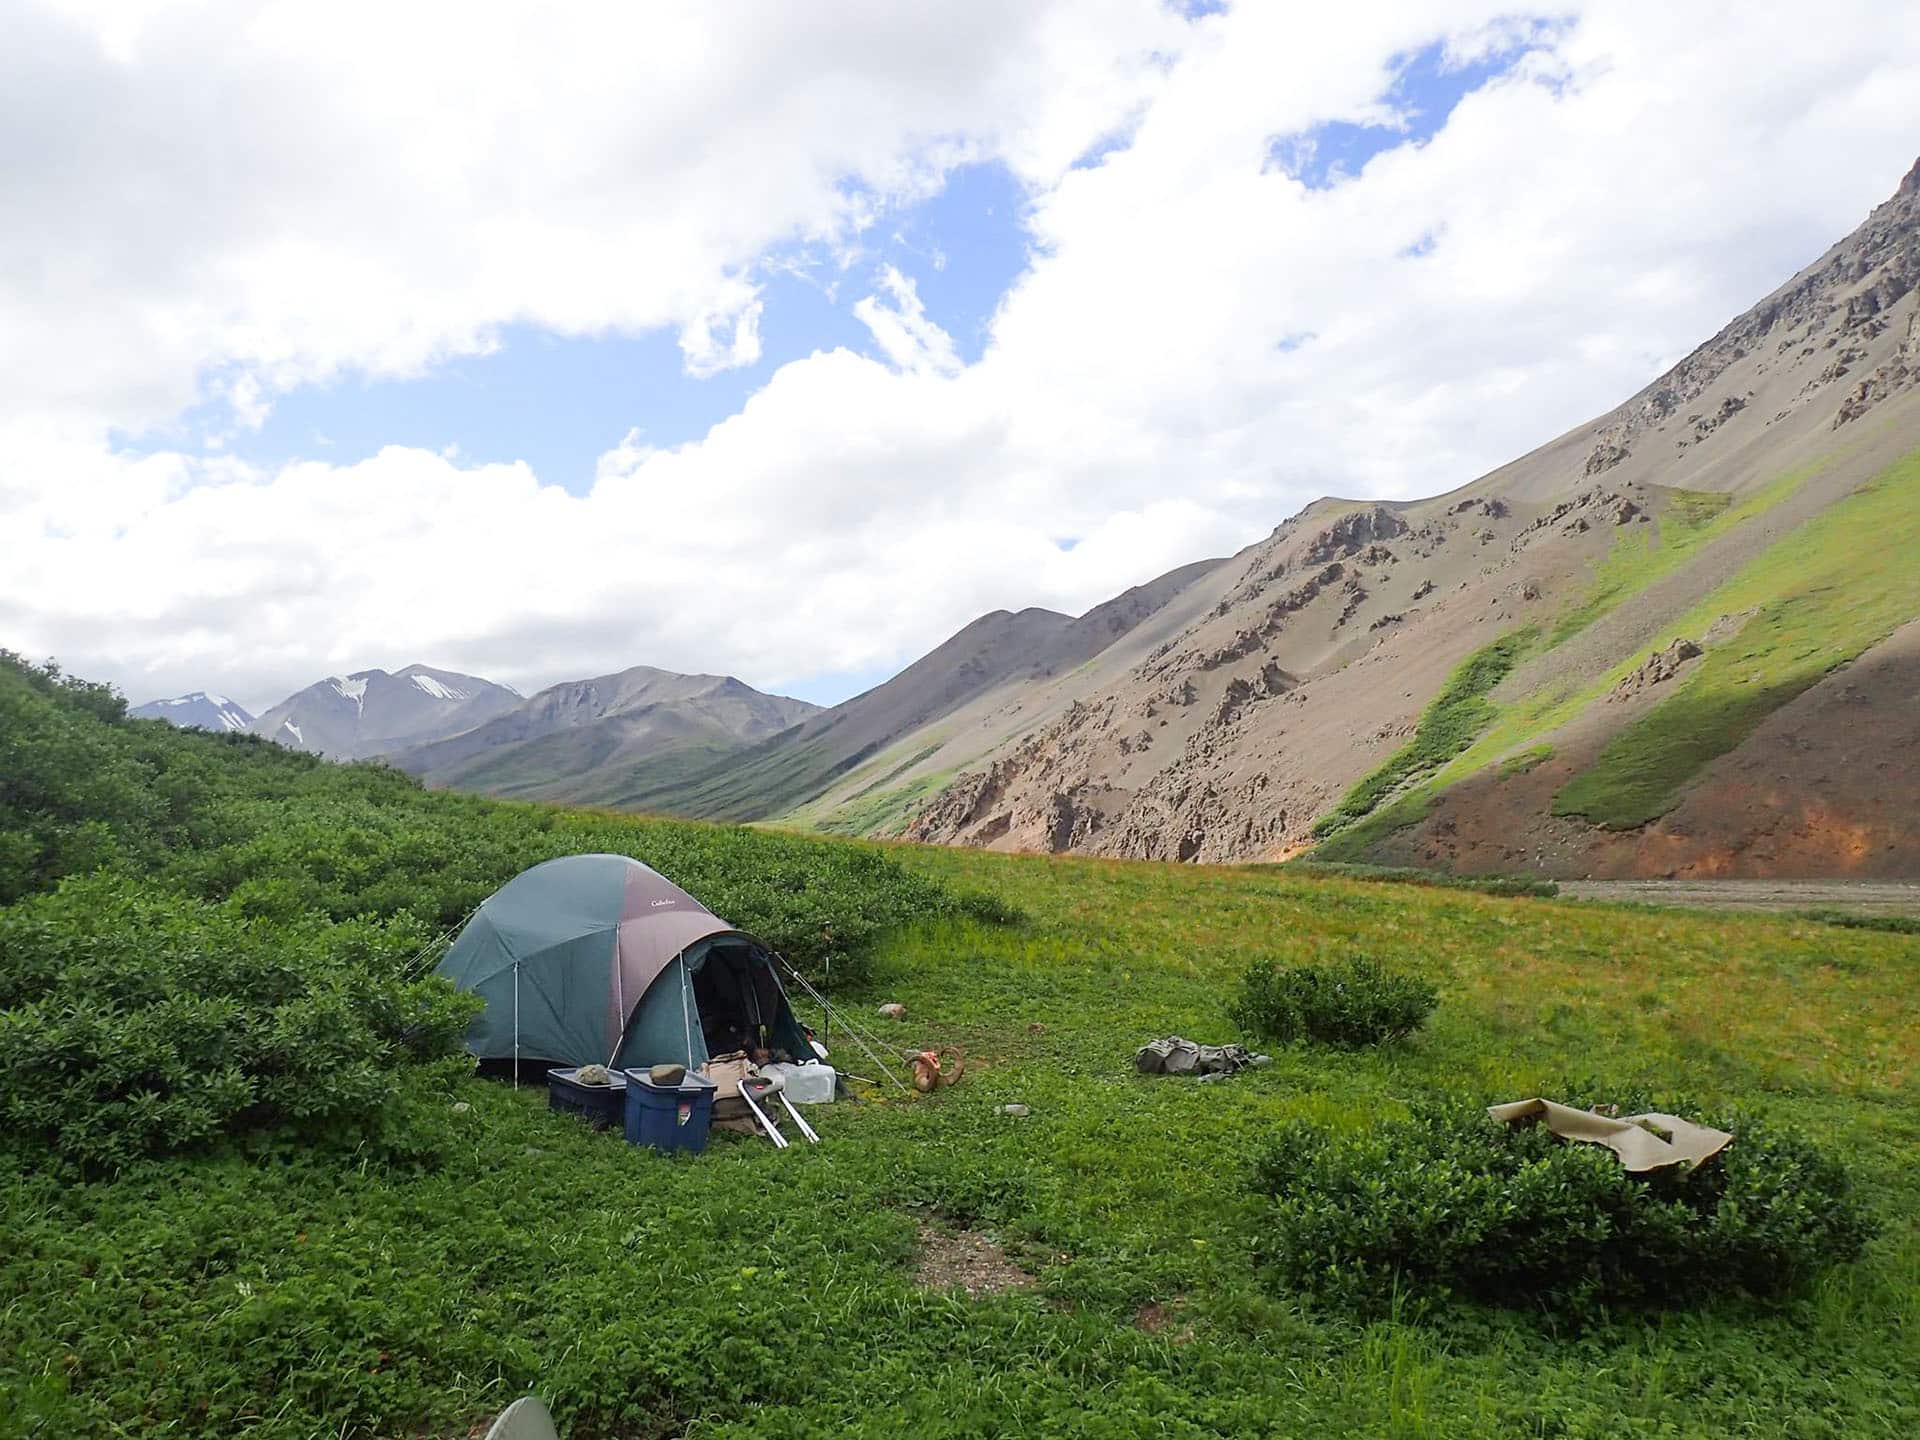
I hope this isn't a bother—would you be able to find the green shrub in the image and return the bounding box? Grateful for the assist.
[1230,956,1437,1047]
[1252,1099,1878,1318]
[164,796,995,986]
[0,874,481,1171]
[1793,908,1920,935]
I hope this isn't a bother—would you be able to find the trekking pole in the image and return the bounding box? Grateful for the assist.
[776,1090,821,1144]
[738,1077,788,1147]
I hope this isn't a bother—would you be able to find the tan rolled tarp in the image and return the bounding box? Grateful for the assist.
[1488,1098,1732,1172]
[700,1049,756,1127]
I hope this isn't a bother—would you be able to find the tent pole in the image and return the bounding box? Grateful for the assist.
[610,931,625,1067]
[679,950,694,1070]
[513,960,521,1089]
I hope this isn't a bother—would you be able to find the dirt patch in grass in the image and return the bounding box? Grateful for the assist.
[1134,1299,1196,1344]
[913,1223,1035,1296]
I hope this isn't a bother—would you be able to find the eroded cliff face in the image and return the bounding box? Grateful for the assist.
[902,162,1920,872]
[905,483,1636,861]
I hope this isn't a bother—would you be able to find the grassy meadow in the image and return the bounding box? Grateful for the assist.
[3,653,1918,1437]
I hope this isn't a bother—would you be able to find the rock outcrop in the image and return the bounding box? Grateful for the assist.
[1608,638,1704,702]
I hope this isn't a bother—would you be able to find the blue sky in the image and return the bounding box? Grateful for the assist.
[1270,31,1555,190]
[124,35,1548,511]
[124,164,1033,498]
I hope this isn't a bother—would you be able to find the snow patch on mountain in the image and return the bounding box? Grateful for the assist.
[330,675,368,707]
[133,691,255,732]
[410,673,470,702]
[281,719,304,744]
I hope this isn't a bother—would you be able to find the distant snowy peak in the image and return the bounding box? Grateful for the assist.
[250,663,521,758]
[132,691,256,733]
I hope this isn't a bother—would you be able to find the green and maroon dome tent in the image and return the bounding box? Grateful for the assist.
[436,853,810,1073]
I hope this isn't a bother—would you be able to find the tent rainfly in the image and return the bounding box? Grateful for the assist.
[435,853,810,1074]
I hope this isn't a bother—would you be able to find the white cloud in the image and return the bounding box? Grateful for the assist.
[853,267,961,376]
[222,374,271,432]
[5,0,1920,710]
[679,297,766,379]
[2,0,1182,430]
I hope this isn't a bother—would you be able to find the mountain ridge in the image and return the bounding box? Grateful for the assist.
[385,664,818,801]
[601,555,1226,824]
[248,664,523,759]
[891,157,1920,876]
[127,158,1920,880]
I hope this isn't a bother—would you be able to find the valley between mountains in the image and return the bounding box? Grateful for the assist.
[141,159,1920,881]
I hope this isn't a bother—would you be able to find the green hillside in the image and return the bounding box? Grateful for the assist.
[2,652,1916,1438]
[1554,449,1920,826]
[441,732,742,808]
[1319,446,1920,860]
[617,713,884,821]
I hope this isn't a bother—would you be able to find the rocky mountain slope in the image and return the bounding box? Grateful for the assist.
[611,559,1222,826]
[130,692,255,733]
[250,665,521,759]
[386,666,817,804]
[877,157,1920,878]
